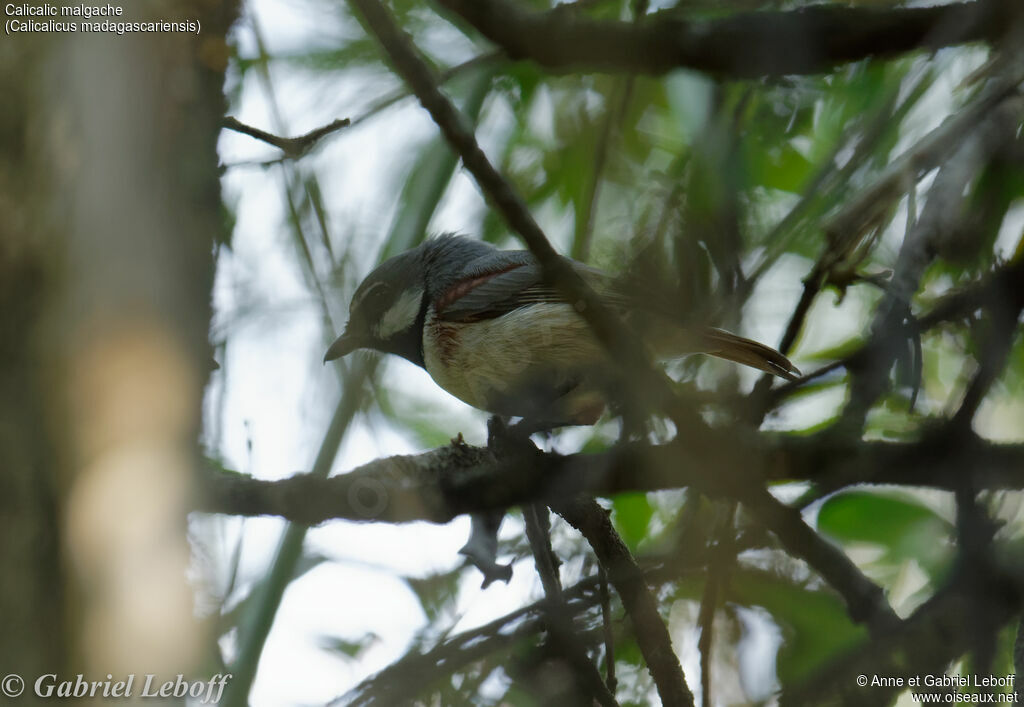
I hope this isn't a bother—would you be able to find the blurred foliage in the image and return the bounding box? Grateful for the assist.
[212,0,1024,704]
[727,569,867,687]
[818,491,954,584]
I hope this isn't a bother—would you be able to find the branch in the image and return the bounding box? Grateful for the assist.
[554,497,695,707]
[764,257,1024,408]
[949,292,1024,430]
[522,503,621,707]
[918,259,1024,330]
[734,482,898,631]
[337,548,723,706]
[222,116,350,158]
[746,75,1022,405]
[199,424,1024,637]
[433,0,1023,78]
[823,84,1023,253]
[198,434,1024,524]
[843,95,1024,428]
[337,582,604,706]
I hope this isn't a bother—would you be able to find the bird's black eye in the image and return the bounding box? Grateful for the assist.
[353,280,390,316]
[367,283,390,304]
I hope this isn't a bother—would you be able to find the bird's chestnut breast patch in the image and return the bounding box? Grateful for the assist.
[428,318,460,364]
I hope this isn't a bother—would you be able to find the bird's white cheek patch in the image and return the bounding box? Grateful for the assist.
[374,287,423,340]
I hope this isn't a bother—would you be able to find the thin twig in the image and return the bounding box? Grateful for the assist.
[598,565,617,693]
[222,115,351,158]
[765,257,1024,409]
[696,554,717,707]
[844,95,1024,429]
[524,504,564,601]
[221,52,501,170]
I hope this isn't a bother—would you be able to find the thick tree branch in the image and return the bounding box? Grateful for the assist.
[198,434,1024,525]
[199,419,1024,637]
[433,0,1023,78]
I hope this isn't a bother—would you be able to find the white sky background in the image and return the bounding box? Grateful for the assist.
[201,1,1024,705]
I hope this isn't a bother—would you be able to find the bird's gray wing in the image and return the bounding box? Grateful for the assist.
[435,251,622,323]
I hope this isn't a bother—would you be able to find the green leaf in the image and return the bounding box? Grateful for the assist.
[728,569,867,686]
[817,490,953,577]
[747,143,815,194]
[612,493,654,552]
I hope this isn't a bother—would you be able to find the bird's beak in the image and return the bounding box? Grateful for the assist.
[323,329,363,363]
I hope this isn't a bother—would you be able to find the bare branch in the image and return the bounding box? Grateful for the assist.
[222,115,351,158]
[198,434,1024,525]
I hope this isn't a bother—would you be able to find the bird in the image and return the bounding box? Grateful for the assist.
[326,234,799,586]
[324,234,799,426]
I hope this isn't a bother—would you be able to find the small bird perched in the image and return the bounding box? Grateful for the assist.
[325,234,799,424]
[326,235,799,586]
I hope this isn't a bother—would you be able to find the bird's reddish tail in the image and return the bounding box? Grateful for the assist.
[691,327,800,381]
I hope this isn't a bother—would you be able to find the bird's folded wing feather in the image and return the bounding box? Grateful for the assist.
[435,252,620,322]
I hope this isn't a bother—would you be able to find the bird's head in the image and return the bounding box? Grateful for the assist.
[324,248,428,367]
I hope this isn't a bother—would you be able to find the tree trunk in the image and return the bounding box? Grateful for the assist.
[0,0,236,685]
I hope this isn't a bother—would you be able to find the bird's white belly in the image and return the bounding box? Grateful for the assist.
[422,303,604,416]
